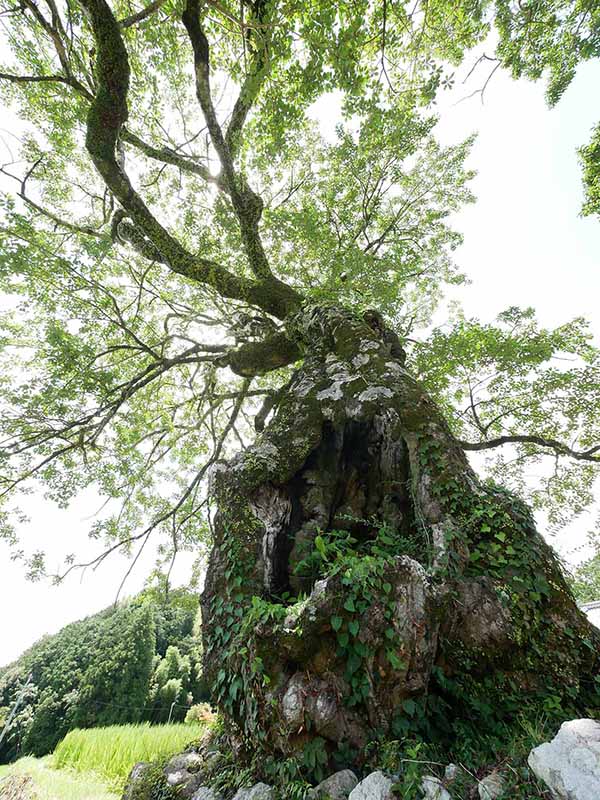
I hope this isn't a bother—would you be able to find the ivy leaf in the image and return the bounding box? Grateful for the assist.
[402,698,417,716]
[386,650,406,671]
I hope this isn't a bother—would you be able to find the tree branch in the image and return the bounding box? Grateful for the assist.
[181,0,300,308]
[0,161,105,237]
[0,70,94,100]
[121,127,226,189]
[78,0,300,318]
[217,331,301,377]
[119,0,167,28]
[225,0,276,157]
[56,379,251,589]
[459,435,600,463]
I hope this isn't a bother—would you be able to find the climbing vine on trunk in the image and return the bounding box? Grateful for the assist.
[201,306,600,765]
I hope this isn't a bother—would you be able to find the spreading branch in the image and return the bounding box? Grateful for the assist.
[225,0,276,157]
[119,0,167,28]
[460,435,600,463]
[181,0,299,306]
[78,0,300,318]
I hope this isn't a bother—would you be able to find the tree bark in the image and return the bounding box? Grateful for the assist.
[202,306,600,765]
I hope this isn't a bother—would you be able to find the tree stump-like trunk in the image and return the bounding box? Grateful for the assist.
[202,306,600,764]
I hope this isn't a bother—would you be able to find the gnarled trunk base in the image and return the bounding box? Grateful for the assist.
[202,307,600,766]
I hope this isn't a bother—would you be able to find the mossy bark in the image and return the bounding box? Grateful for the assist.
[201,306,600,765]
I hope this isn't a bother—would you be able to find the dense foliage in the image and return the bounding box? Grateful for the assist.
[0,0,598,585]
[0,588,205,762]
[572,550,600,602]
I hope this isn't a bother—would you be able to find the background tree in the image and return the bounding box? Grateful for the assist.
[0,588,203,762]
[0,0,599,769]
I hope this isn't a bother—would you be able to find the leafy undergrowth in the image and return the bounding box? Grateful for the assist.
[52,722,206,790]
[0,755,118,799]
[365,713,556,800]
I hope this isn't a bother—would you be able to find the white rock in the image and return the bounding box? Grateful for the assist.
[309,770,358,800]
[528,718,600,800]
[192,788,222,800]
[166,769,190,787]
[421,775,451,800]
[179,774,207,799]
[478,770,505,799]
[232,783,275,800]
[282,674,305,728]
[348,771,394,800]
[444,764,458,782]
[122,763,150,800]
[166,752,204,774]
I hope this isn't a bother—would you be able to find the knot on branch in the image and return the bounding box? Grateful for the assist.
[227,313,278,343]
[216,332,301,377]
[110,209,165,263]
[363,309,407,364]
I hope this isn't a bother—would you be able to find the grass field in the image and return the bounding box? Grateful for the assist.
[52,722,206,788]
[0,756,118,799]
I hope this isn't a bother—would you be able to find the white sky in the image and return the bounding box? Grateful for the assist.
[1,57,600,666]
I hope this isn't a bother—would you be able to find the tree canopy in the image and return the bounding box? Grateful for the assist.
[0,0,598,584]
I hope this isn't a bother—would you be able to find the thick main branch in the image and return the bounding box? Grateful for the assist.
[77,0,300,319]
[181,0,298,312]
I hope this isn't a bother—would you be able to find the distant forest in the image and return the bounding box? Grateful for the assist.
[0,586,207,762]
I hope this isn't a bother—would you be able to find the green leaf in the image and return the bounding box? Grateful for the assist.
[386,650,406,671]
[402,698,417,716]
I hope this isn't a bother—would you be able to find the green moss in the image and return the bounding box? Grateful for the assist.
[125,763,179,800]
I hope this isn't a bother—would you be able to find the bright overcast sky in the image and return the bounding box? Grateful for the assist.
[1,56,600,666]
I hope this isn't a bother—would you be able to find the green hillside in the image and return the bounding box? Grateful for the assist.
[0,586,206,763]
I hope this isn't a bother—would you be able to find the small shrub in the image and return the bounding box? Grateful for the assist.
[185,703,217,725]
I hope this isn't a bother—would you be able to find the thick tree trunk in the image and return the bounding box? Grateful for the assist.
[202,306,600,765]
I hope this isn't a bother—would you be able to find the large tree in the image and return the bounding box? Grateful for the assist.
[1,0,599,766]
